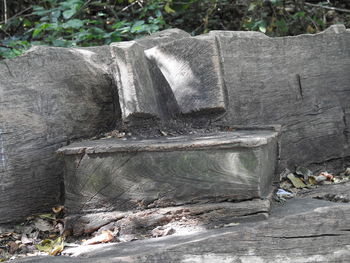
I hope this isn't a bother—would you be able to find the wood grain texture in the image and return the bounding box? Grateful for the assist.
[299,181,350,202]
[213,24,350,171]
[65,199,270,237]
[145,35,226,114]
[0,46,116,223]
[58,130,279,154]
[59,131,278,214]
[110,29,189,120]
[11,200,350,263]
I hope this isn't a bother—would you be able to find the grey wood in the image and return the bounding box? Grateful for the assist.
[12,200,350,263]
[110,29,189,120]
[2,25,350,228]
[58,130,279,154]
[58,130,278,214]
[65,199,270,237]
[299,181,350,202]
[213,24,350,171]
[0,46,116,223]
[145,35,226,114]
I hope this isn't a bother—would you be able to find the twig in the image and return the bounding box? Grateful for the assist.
[0,27,10,37]
[0,43,13,48]
[0,6,32,25]
[70,0,92,20]
[3,0,7,23]
[121,0,139,12]
[81,0,93,9]
[305,2,350,13]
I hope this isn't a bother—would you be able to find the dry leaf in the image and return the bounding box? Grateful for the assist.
[49,239,64,256]
[38,213,55,220]
[52,206,64,214]
[287,173,307,188]
[151,227,175,238]
[0,232,13,238]
[159,130,167,136]
[315,175,327,183]
[36,237,64,256]
[7,241,19,254]
[34,218,53,232]
[21,234,33,245]
[308,176,317,185]
[318,172,333,181]
[83,230,113,245]
[295,166,313,180]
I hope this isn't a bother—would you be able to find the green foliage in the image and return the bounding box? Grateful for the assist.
[242,0,328,36]
[0,0,169,58]
[0,0,349,59]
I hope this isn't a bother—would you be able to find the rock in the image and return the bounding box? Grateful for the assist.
[0,45,116,223]
[145,35,226,114]
[57,130,278,214]
[214,24,350,172]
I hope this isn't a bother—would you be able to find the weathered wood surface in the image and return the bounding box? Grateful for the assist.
[58,130,278,154]
[2,25,350,225]
[13,198,350,262]
[110,29,188,120]
[136,25,350,171]
[145,35,226,114]
[66,199,270,237]
[0,46,117,223]
[58,131,278,214]
[213,24,350,171]
[299,181,350,203]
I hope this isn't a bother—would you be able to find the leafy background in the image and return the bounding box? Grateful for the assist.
[0,0,349,59]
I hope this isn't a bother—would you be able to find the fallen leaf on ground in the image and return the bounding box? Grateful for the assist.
[83,230,113,245]
[36,237,64,255]
[308,176,317,185]
[159,130,168,136]
[7,241,19,254]
[287,173,307,188]
[0,232,14,238]
[34,218,53,232]
[52,206,64,214]
[295,166,313,180]
[38,214,56,220]
[318,172,333,181]
[21,234,33,244]
[280,180,293,190]
[54,222,64,235]
[279,168,291,181]
[151,227,175,238]
[314,175,327,183]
